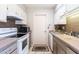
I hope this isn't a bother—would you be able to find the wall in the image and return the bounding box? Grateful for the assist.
[27,7,54,45]
[66,15,79,32]
[27,8,54,30]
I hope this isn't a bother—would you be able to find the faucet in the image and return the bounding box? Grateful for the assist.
[70,31,73,36]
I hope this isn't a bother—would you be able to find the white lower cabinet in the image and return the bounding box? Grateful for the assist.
[53,37,66,54]
[1,43,17,54]
[53,36,76,54]
[66,48,76,54]
[48,33,53,51]
[56,39,67,54]
[57,45,66,54]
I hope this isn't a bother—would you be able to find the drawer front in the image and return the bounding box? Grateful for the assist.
[1,43,17,54]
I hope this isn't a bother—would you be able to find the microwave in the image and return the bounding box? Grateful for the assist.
[17,24,30,33]
[18,27,30,33]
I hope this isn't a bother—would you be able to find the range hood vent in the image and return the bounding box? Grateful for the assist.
[7,16,22,21]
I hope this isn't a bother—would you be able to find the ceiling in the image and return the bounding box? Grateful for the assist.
[24,4,56,9]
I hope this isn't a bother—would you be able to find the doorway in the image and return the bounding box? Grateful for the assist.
[32,12,49,45]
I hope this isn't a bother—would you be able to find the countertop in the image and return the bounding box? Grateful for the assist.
[0,32,30,53]
[0,38,17,52]
[50,32,79,54]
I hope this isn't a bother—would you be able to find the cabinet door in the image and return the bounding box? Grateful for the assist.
[22,12,27,24]
[15,6,27,24]
[16,6,23,19]
[48,33,53,51]
[7,5,18,16]
[57,44,66,54]
[56,38,67,54]
[54,5,66,24]
[59,16,66,24]
[53,36,67,54]
[53,36,76,54]
[18,9,27,24]
[66,47,76,54]
[66,4,79,12]
[53,37,57,54]
[54,12,60,24]
[0,4,7,22]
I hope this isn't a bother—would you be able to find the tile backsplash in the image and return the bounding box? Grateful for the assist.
[0,20,16,28]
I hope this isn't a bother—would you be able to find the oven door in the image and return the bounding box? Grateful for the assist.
[17,33,29,54]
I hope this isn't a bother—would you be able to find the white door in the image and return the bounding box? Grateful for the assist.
[32,12,48,45]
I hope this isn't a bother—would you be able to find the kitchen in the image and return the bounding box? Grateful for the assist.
[0,4,79,54]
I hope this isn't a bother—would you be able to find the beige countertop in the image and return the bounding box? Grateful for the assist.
[0,38,17,52]
[50,32,79,54]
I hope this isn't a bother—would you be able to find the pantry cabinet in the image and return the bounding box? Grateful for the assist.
[0,5,7,22]
[54,5,66,24]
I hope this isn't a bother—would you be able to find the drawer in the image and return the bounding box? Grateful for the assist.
[1,43,17,54]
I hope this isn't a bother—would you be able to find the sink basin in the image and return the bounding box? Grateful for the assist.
[59,34,73,40]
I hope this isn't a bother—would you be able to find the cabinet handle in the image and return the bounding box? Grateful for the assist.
[7,7,8,10]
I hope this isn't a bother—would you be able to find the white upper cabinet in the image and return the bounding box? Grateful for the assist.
[0,4,27,24]
[60,16,66,24]
[0,5,7,22]
[15,11,27,24]
[21,11,27,24]
[54,4,66,24]
[7,5,23,19]
[16,5,27,24]
[7,5,27,24]
[65,4,79,17]
[16,6,24,19]
[54,4,79,25]
[7,5,19,17]
[66,4,79,12]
